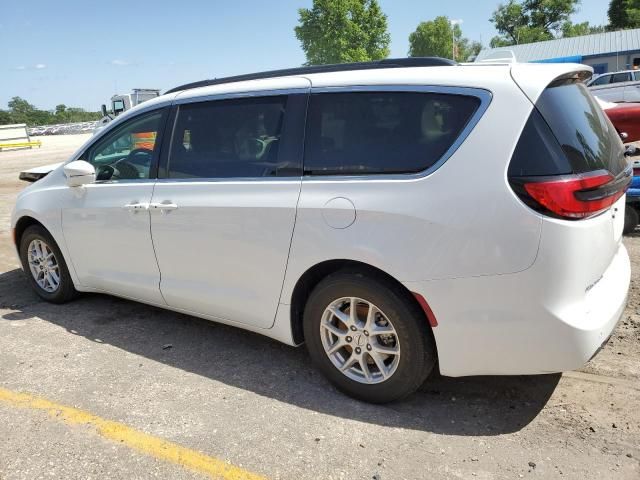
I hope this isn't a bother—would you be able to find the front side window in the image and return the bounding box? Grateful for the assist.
[83,110,165,181]
[303,91,480,175]
[168,96,288,178]
[591,75,611,86]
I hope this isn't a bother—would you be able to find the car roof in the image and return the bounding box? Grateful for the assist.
[112,61,593,125]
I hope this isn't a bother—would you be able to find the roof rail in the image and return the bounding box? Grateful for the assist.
[165,57,457,94]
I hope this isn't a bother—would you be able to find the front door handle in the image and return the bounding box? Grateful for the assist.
[149,202,179,213]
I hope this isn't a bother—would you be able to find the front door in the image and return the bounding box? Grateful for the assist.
[150,92,307,328]
[62,109,168,303]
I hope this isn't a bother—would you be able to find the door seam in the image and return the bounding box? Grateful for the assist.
[148,180,168,305]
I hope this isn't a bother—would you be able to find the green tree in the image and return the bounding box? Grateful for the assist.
[408,16,481,61]
[608,0,640,30]
[490,0,579,46]
[0,110,11,125]
[295,0,390,65]
[0,97,99,127]
[562,21,606,37]
[7,97,37,124]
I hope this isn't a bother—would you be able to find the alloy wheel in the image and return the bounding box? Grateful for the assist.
[320,297,401,384]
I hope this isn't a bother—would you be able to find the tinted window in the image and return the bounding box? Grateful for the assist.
[591,75,611,86]
[535,82,626,175]
[507,109,572,177]
[611,72,631,83]
[83,110,165,181]
[168,96,288,178]
[634,71,640,81]
[304,92,480,175]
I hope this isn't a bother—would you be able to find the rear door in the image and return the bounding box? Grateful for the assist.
[149,90,308,328]
[624,71,640,102]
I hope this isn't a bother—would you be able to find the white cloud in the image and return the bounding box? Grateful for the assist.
[111,59,130,66]
[34,64,46,69]
[15,65,26,70]
[450,18,464,25]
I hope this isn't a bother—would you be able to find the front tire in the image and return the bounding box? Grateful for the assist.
[303,271,436,403]
[19,225,78,303]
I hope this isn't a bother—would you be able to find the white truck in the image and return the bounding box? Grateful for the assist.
[97,88,161,127]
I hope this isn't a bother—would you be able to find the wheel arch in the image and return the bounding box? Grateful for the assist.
[288,259,436,345]
[13,215,47,248]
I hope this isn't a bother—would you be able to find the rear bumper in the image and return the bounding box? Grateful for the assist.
[403,242,629,377]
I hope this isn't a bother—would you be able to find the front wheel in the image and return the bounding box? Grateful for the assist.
[303,271,436,403]
[19,225,78,303]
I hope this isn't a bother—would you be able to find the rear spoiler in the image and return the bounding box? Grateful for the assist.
[510,63,593,105]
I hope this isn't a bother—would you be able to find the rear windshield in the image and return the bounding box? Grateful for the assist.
[536,82,626,176]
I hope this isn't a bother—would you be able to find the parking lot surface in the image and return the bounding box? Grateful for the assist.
[0,135,639,479]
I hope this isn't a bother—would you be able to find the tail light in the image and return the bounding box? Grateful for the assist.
[513,169,631,220]
[633,167,640,177]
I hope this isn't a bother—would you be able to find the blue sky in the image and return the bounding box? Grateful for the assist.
[1,0,609,111]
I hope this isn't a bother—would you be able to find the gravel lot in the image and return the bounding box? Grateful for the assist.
[0,135,638,479]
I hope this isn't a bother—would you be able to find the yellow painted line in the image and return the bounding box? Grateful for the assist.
[0,141,41,149]
[0,387,265,480]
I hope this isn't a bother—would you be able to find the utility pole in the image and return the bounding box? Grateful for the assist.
[450,19,463,61]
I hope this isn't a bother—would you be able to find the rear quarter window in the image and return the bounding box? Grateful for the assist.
[303,91,481,175]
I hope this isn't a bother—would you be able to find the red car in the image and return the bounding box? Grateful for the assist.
[598,98,640,142]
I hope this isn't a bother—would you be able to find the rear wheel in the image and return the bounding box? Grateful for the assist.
[624,205,639,234]
[19,225,78,303]
[303,271,436,403]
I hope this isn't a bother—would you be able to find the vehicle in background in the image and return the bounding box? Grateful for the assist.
[96,89,161,128]
[595,97,639,233]
[599,99,640,143]
[587,70,640,103]
[624,160,640,234]
[11,60,631,403]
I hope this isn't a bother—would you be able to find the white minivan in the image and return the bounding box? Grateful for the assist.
[11,58,631,403]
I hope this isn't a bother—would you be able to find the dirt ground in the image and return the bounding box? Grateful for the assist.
[0,135,638,479]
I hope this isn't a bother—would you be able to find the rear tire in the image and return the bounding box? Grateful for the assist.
[624,205,639,235]
[19,225,78,303]
[303,271,436,403]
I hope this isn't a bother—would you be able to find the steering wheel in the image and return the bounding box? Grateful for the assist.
[112,148,153,179]
[124,148,154,166]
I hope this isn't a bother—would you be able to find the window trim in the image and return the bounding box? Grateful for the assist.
[76,107,170,184]
[157,90,309,181]
[301,85,492,181]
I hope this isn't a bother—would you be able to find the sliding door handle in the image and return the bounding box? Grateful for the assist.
[123,202,149,212]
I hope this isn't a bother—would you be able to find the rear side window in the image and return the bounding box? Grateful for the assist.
[168,96,288,179]
[535,82,626,175]
[611,72,631,83]
[304,92,480,175]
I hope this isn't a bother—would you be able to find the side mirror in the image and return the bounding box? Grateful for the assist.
[101,104,108,117]
[63,160,95,187]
